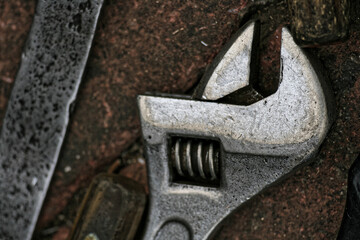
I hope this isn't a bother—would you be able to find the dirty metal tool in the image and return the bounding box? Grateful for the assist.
[0,1,103,239]
[288,0,349,46]
[138,21,334,240]
[68,174,146,240]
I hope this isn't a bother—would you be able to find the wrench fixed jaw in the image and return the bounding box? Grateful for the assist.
[138,26,333,240]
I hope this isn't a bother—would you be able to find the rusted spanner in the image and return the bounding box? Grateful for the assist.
[0,1,103,239]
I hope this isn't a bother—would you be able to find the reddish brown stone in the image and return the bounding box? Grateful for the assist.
[51,226,70,240]
[119,163,148,194]
[1,1,360,240]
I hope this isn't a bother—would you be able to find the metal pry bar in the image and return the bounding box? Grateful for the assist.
[0,1,104,239]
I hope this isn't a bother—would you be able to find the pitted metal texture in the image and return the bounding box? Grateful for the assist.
[138,23,334,240]
[0,1,103,239]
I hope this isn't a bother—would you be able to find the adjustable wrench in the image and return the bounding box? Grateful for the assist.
[138,21,334,240]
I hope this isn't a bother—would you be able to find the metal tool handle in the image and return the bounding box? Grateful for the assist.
[0,1,104,239]
[337,154,360,240]
[288,0,349,46]
[69,174,146,240]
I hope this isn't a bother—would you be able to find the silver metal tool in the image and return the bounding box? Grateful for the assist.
[138,22,334,240]
[0,1,103,239]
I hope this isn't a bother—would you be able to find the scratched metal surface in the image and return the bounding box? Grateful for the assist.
[0,1,103,239]
[138,26,334,240]
[1,1,359,239]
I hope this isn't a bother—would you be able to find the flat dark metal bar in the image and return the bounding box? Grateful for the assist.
[0,1,103,239]
[337,154,360,240]
[68,174,146,240]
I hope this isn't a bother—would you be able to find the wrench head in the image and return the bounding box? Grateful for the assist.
[138,23,333,240]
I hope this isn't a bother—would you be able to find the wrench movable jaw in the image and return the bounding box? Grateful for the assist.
[196,21,258,101]
[138,25,333,240]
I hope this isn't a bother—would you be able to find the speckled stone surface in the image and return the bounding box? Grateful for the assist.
[0,0,359,240]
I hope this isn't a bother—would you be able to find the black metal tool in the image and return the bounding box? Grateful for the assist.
[288,0,349,46]
[68,174,146,240]
[337,154,360,240]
